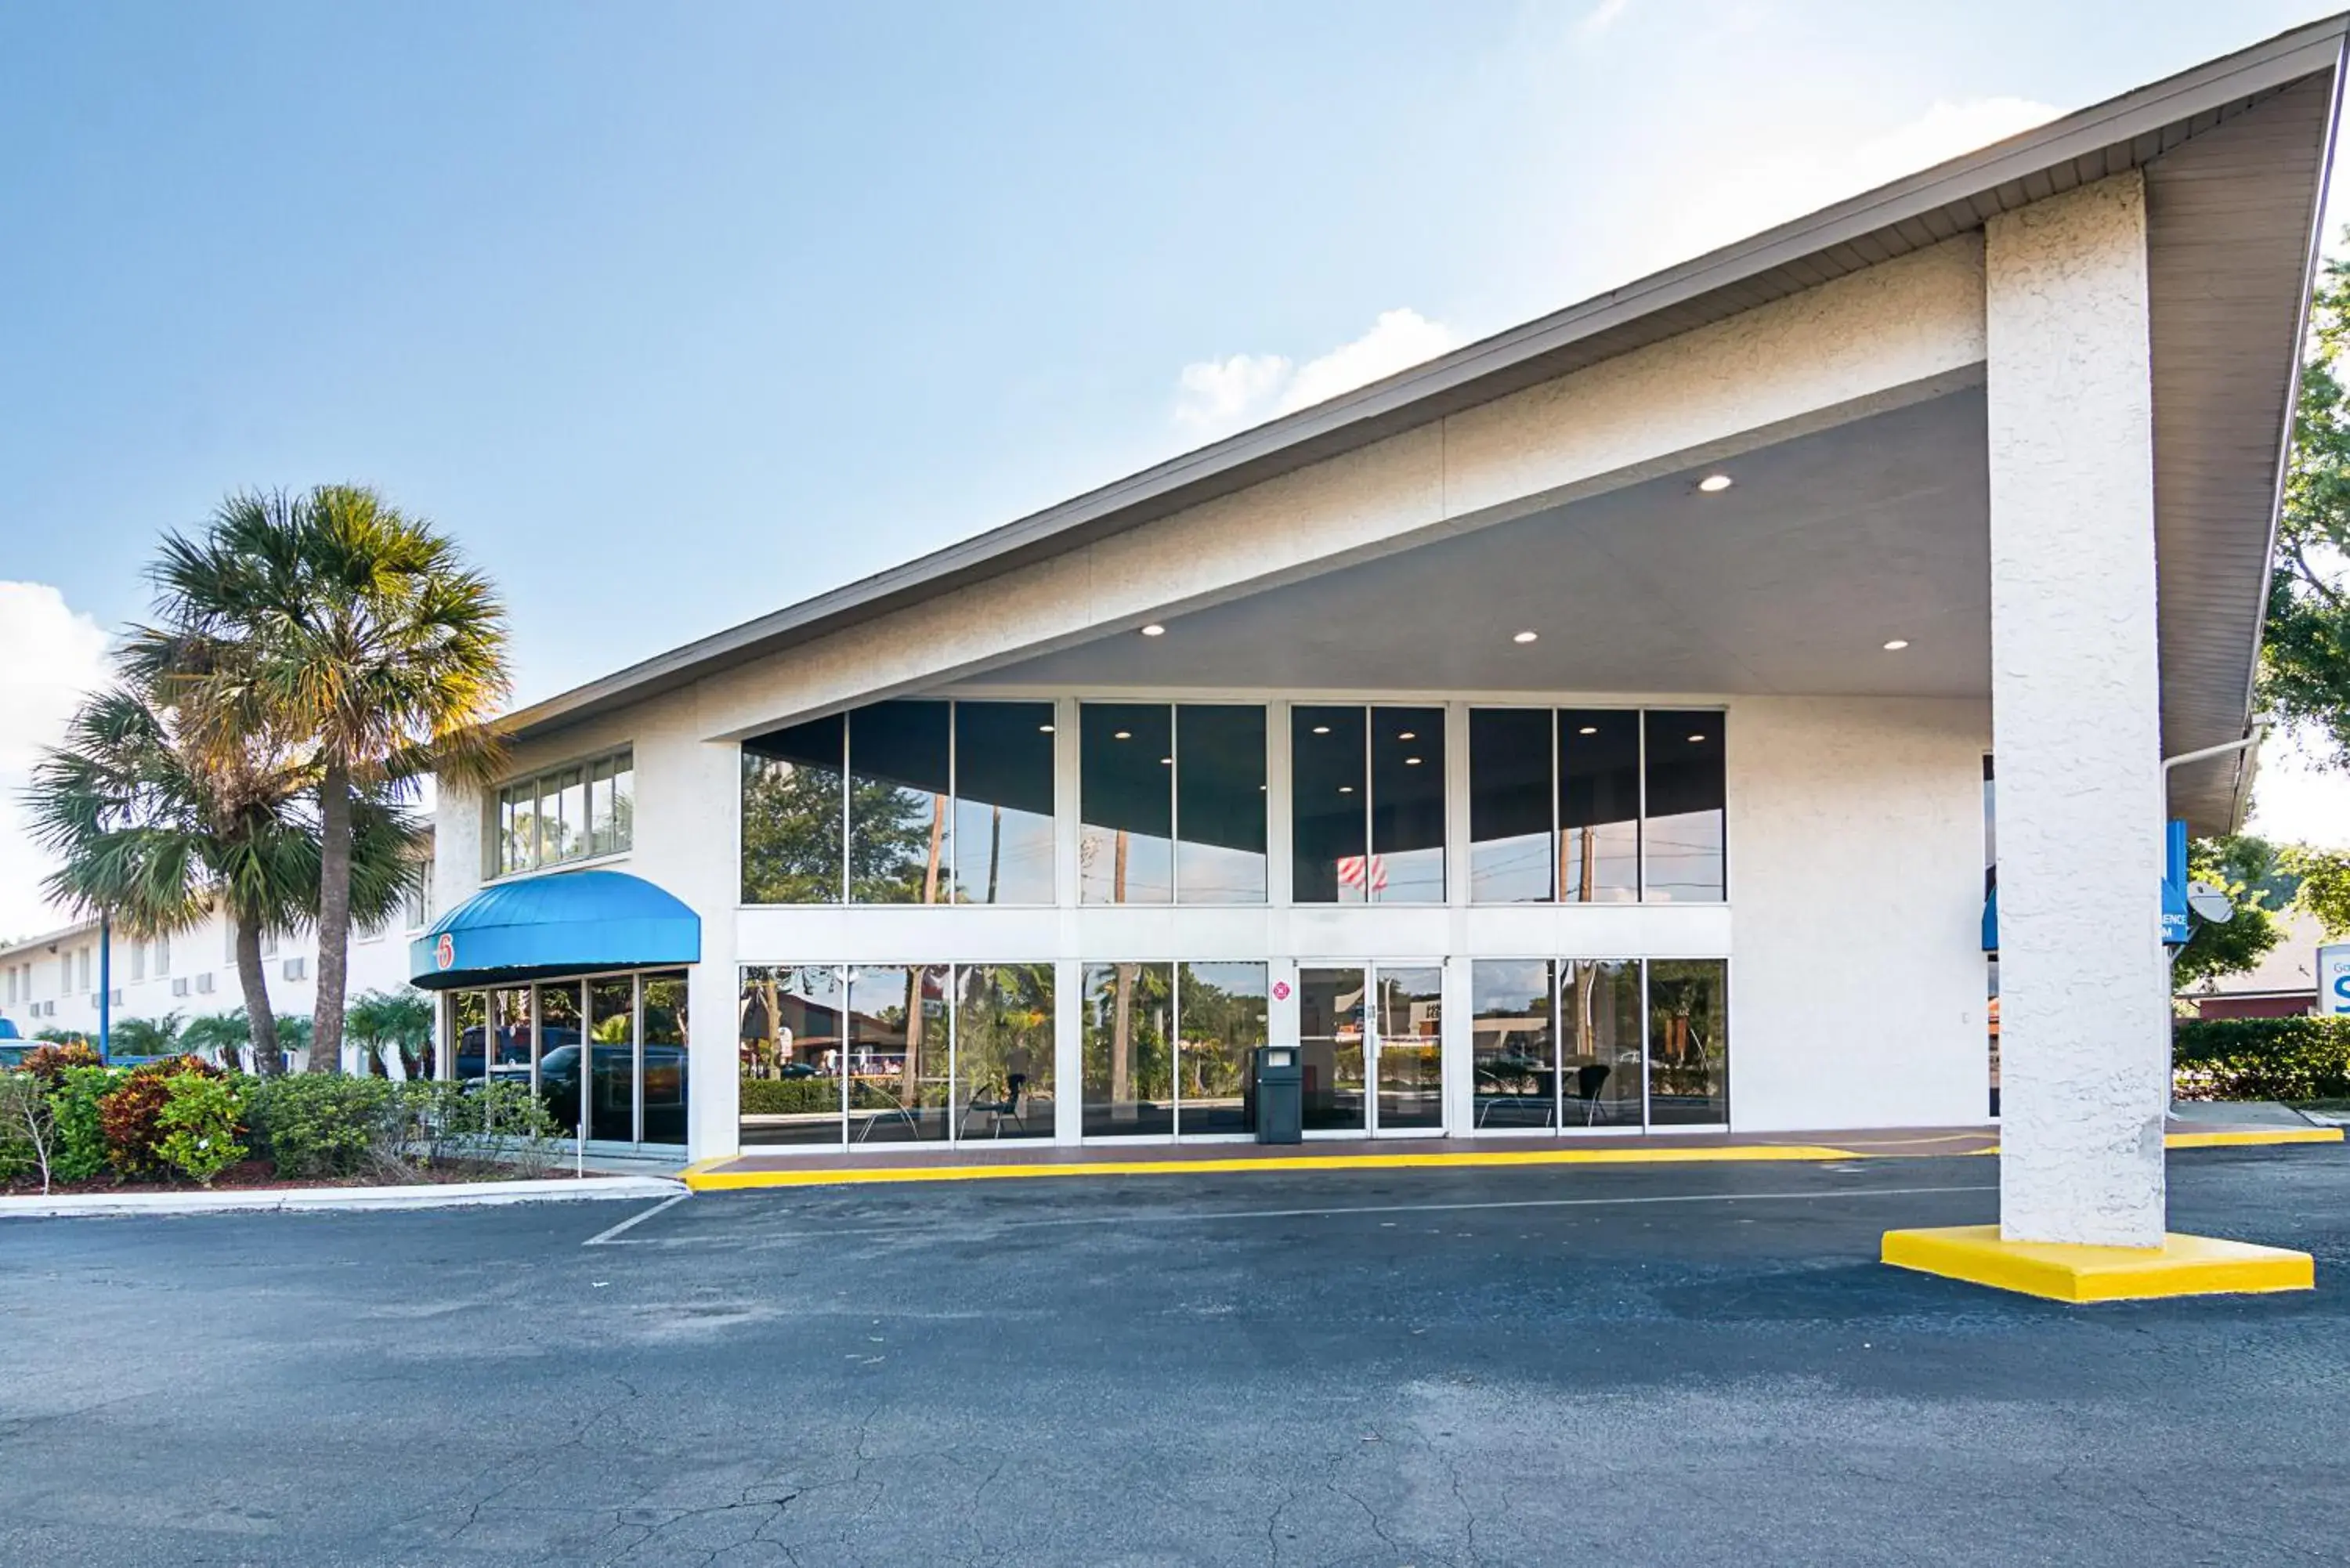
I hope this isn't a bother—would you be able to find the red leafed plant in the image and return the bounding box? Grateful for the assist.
[99,1055,224,1177]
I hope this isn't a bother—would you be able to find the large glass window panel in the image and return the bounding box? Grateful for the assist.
[738,965,846,1147]
[1644,713,1725,901]
[641,970,688,1145]
[849,701,953,905]
[1470,710,1553,903]
[1175,706,1267,904]
[451,992,487,1084]
[611,753,634,851]
[589,976,637,1143]
[535,775,562,868]
[1292,707,1368,904]
[1081,961,1173,1136]
[1376,966,1444,1129]
[1298,966,1367,1132]
[535,981,584,1136]
[489,988,532,1089]
[588,758,617,858]
[953,963,1054,1140]
[555,768,588,863]
[848,963,952,1143]
[1471,960,1554,1130]
[1647,959,1727,1124]
[1079,705,1173,905]
[952,702,1056,905]
[742,715,846,904]
[1175,962,1267,1136]
[1561,959,1643,1127]
[1372,709,1446,903]
[1558,711,1641,903]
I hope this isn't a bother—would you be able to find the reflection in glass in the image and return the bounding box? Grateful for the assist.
[536,981,584,1136]
[1080,705,1173,905]
[589,977,637,1143]
[1371,709,1446,902]
[1644,713,1725,901]
[1175,962,1268,1136]
[1376,966,1444,1129]
[742,716,845,903]
[1559,711,1641,903]
[1471,960,1554,1129]
[1562,959,1643,1126]
[1081,961,1173,1135]
[739,965,846,1146]
[490,988,531,1089]
[556,768,587,863]
[1176,706,1267,903]
[641,970,689,1144]
[588,756,618,858]
[1298,966,1367,1132]
[1470,710,1553,903]
[850,701,952,904]
[1292,707,1368,904]
[1647,959,1727,1124]
[450,991,486,1084]
[953,702,1056,905]
[849,964,952,1143]
[536,775,562,867]
[955,963,1054,1139]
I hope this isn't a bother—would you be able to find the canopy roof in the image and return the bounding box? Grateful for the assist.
[410,869,700,991]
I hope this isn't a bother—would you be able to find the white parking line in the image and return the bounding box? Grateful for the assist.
[591,1181,1998,1245]
[582,1192,689,1246]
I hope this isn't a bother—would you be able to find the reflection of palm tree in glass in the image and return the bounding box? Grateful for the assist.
[1110,831,1131,1115]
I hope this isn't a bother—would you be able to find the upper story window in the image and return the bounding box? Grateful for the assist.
[1467,708,1724,903]
[1080,703,1267,905]
[495,746,634,876]
[1292,705,1446,903]
[742,699,1055,905]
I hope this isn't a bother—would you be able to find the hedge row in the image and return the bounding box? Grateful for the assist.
[2171,1016,2350,1101]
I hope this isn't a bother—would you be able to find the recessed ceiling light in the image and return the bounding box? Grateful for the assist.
[1038,724,1054,733]
[1405,757,1423,765]
[1312,725,1331,735]
[1882,638,1911,651]
[1160,757,1173,765]
[1141,623,1166,637]
[1339,785,1355,794]
[1697,474,1734,493]
[1687,733,1707,743]
[1397,731,1415,741]
[1578,725,1598,735]
[1513,630,1538,644]
[1113,730,1132,740]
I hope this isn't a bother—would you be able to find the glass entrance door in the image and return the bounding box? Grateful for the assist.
[1299,963,1444,1137]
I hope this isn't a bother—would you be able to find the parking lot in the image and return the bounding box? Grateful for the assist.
[5,1148,2348,1566]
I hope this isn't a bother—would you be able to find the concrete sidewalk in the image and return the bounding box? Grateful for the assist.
[0,1173,683,1219]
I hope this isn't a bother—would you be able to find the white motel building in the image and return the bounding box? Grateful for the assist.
[410,20,2346,1254]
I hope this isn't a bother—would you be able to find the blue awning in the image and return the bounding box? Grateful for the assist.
[410,869,700,990]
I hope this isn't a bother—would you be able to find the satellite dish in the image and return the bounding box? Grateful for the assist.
[2187,880,2235,924]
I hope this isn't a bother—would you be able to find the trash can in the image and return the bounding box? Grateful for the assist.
[1254,1043,1302,1145]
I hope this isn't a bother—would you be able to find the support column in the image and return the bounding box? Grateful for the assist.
[1984,172,2168,1248]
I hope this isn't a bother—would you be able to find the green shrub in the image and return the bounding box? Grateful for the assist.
[49,1064,120,1183]
[98,1056,224,1177]
[154,1071,248,1186]
[740,1076,843,1116]
[244,1074,398,1180]
[2172,1016,2350,1100]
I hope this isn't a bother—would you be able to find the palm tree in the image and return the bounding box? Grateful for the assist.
[139,486,509,1074]
[347,988,432,1075]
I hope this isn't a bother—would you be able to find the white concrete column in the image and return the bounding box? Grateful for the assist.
[1984,171,2169,1248]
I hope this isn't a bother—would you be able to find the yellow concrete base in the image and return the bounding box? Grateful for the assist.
[1882,1225,2315,1302]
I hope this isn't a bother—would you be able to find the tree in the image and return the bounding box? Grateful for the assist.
[346,989,432,1074]
[110,1012,185,1059]
[180,1010,252,1057]
[140,486,508,1075]
[2171,836,2289,989]
[2261,247,2350,761]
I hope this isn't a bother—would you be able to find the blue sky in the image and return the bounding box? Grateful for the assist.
[2,1,2345,932]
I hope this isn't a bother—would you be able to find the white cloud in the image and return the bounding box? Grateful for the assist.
[1579,0,1631,38]
[0,582,113,942]
[1173,307,1463,435]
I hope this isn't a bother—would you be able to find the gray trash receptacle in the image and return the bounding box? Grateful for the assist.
[1254,1044,1302,1144]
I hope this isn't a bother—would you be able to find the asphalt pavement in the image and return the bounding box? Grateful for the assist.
[3,1148,2347,1566]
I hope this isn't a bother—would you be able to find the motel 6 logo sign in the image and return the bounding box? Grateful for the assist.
[434,932,456,972]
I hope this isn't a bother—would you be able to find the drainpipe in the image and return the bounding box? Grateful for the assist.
[2161,728,2266,779]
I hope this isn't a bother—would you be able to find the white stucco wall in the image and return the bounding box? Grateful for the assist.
[1727,696,1990,1133]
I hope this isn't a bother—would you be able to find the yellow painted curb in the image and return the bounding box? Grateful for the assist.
[684,1142,1864,1191]
[1882,1224,2315,1302]
[2164,1126,2343,1149]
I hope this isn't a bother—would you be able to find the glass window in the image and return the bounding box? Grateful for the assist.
[128,941,146,983]
[588,976,636,1143]
[1471,960,1554,1129]
[588,757,617,858]
[1175,706,1267,904]
[489,987,531,1087]
[1376,966,1444,1129]
[1470,710,1554,903]
[1292,707,1368,903]
[954,963,1054,1139]
[848,963,953,1143]
[848,702,953,905]
[742,716,846,904]
[739,965,846,1146]
[1562,959,1643,1126]
[1645,713,1725,901]
[534,775,562,868]
[1175,962,1268,1136]
[1081,961,1173,1135]
[1298,966,1368,1132]
[535,981,584,1136]
[1371,709,1445,902]
[1647,958,1726,1125]
[1079,705,1173,905]
[555,768,587,863]
[642,970,689,1144]
[953,703,1056,905]
[154,935,169,978]
[1558,712,1642,903]
[451,991,487,1085]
